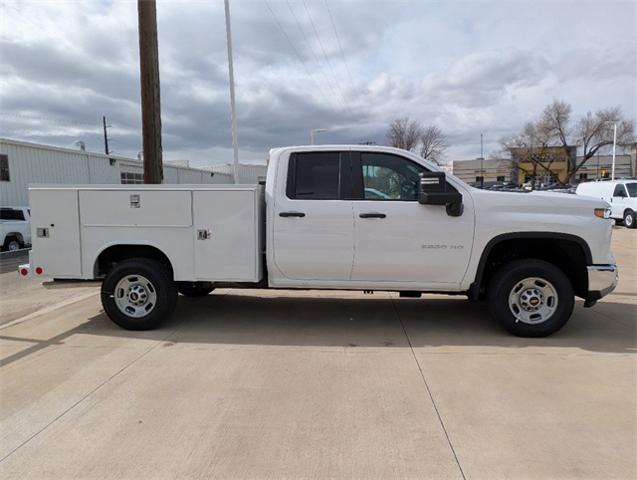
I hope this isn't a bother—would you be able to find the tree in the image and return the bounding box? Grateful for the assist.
[571,108,634,175]
[505,100,635,184]
[419,126,447,164]
[502,121,565,187]
[536,100,634,179]
[386,117,422,151]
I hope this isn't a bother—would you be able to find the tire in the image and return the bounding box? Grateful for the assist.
[177,282,215,297]
[101,258,177,330]
[623,210,636,229]
[3,237,22,252]
[488,259,574,337]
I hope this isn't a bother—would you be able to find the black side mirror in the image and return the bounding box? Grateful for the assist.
[418,172,463,217]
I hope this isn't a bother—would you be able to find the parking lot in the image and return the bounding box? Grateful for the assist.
[0,228,635,479]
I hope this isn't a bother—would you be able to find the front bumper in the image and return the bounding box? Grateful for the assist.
[584,264,618,307]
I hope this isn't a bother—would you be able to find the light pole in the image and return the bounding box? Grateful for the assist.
[611,122,617,180]
[310,128,327,145]
[224,0,239,184]
[480,133,484,187]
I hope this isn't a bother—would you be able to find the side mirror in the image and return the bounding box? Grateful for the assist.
[418,172,464,217]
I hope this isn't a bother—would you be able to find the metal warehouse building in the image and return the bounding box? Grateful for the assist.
[0,138,234,206]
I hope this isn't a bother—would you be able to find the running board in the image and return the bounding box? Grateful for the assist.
[43,280,101,289]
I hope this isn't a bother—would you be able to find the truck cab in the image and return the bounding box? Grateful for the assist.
[21,145,618,337]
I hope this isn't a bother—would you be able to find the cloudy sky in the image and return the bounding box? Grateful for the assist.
[1,0,635,165]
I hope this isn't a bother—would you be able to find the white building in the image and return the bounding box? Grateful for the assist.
[206,163,267,184]
[0,138,234,206]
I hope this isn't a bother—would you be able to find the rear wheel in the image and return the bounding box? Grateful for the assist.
[177,282,215,297]
[101,258,177,330]
[488,259,574,337]
[623,210,636,228]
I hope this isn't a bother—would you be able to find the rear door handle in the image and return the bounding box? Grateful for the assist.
[279,211,306,218]
[359,213,386,219]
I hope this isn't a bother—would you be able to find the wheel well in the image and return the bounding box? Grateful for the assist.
[473,236,589,300]
[95,245,174,279]
[4,233,23,243]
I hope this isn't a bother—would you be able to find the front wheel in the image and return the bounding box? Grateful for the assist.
[488,259,574,337]
[623,210,636,229]
[101,258,177,330]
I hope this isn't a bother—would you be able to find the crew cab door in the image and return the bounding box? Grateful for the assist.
[272,151,354,281]
[350,151,474,286]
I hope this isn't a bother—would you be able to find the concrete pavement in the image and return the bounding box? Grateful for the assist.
[0,228,635,479]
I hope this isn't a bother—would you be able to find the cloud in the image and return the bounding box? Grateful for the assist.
[0,0,634,164]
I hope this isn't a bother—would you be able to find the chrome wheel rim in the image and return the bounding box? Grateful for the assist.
[8,241,19,251]
[626,214,633,227]
[508,277,558,324]
[113,274,157,318]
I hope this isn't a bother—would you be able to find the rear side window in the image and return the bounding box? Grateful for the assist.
[0,208,25,221]
[287,152,341,200]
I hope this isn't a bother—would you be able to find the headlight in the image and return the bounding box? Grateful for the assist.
[594,208,611,219]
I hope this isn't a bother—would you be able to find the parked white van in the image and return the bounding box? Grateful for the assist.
[576,179,637,228]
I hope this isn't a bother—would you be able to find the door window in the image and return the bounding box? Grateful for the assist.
[357,153,426,201]
[613,184,627,198]
[287,152,341,200]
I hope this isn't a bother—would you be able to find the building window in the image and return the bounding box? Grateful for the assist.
[496,176,505,182]
[475,176,484,183]
[120,171,143,184]
[0,154,9,181]
[579,173,588,180]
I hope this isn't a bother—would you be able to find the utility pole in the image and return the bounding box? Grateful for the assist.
[102,116,110,155]
[137,0,163,184]
[224,0,240,184]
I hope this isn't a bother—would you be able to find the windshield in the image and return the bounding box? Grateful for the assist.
[626,183,637,197]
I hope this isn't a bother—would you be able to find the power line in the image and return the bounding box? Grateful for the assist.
[300,0,349,108]
[323,0,354,85]
[284,0,347,110]
[262,0,342,112]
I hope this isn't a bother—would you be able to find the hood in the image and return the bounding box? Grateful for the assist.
[471,188,609,214]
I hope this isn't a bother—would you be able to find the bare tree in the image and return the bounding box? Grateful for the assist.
[502,121,564,187]
[386,117,422,151]
[536,100,634,179]
[419,125,447,164]
[505,100,635,184]
[571,108,634,175]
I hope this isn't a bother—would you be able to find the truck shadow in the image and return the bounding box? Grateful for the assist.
[86,292,635,354]
[1,293,634,369]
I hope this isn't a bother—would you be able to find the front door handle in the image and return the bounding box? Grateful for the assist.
[359,213,386,219]
[279,211,306,218]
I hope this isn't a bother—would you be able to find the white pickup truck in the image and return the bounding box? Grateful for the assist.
[1,206,31,251]
[20,145,617,337]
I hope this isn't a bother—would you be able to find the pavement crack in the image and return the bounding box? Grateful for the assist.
[0,326,181,464]
[391,298,467,480]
